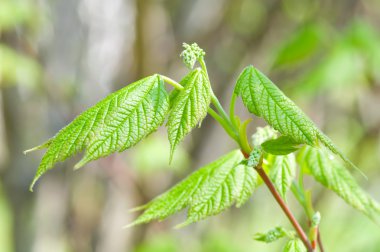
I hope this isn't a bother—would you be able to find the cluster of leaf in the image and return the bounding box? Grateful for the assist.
[27,44,380,231]
[128,150,259,227]
[233,64,380,222]
[234,65,357,170]
[27,66,212,190]
[128,131,293,227]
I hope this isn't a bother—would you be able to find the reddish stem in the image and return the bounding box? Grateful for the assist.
[311,227,318,250]
[317,229,325,252]
[255,166,314,252]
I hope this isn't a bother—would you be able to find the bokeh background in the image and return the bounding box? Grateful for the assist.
[1,0,380,251]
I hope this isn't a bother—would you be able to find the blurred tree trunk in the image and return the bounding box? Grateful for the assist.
[2,86,33,252]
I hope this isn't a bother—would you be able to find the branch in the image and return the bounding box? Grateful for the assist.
[255,166,314,252]
[317,229,325,252]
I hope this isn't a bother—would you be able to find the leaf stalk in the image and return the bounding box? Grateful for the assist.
[161,75,184,90]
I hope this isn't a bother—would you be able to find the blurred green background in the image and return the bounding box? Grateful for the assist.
[1,0,380,251]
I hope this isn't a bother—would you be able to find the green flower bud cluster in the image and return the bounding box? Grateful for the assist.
[180,43,205,69]
[253,227,292,243]
[264,228,284,242]
[247,147,262,167]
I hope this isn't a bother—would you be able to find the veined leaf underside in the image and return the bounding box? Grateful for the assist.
[129,150,259,227]
[298,146,380,222]
[168,68,211,160]
[28,75,169,190]
[234,65,359,170]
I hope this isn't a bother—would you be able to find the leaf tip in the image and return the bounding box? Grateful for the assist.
[168,145,176,165]
[23,145,44,155]
[340,156,368,179]
[122,222,136,229]
[29,177,39,192]
[24,140,52,155]
[317,132,367,179]
[129,204,148,213]
[123,217,148,228]
[74,158,88,170]
[173,219,192,229]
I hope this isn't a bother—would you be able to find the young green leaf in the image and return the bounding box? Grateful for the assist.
[254,226,293,243]
[264,153,296,200]
[168,68,211,161]
[27,75,169,191]
[234,65,317,145]
[298,146,380,222]
[261,136,300,155]
[251,126,278,147]
[282,239,307,252]
[234,65,358,170]
[128,150,259,227]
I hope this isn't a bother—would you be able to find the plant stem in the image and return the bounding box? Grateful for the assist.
[198,58,208,77]
[291,170,325,251]
[211,94,232,124]
[229,93,238,127]
[317,231,325,252]
[198,57,235,130]
[238,119,253,155]
[309,223,318,250]
[199,57,241,141]
[161,75,184,90]
[255,166,314,252]
[291,183,313,219]
[207,108,238,142]
[208,96,254,154]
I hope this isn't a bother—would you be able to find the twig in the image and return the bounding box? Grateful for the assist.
[317,229,325,252]
[255,166,314,252]
[311,226,318,250]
